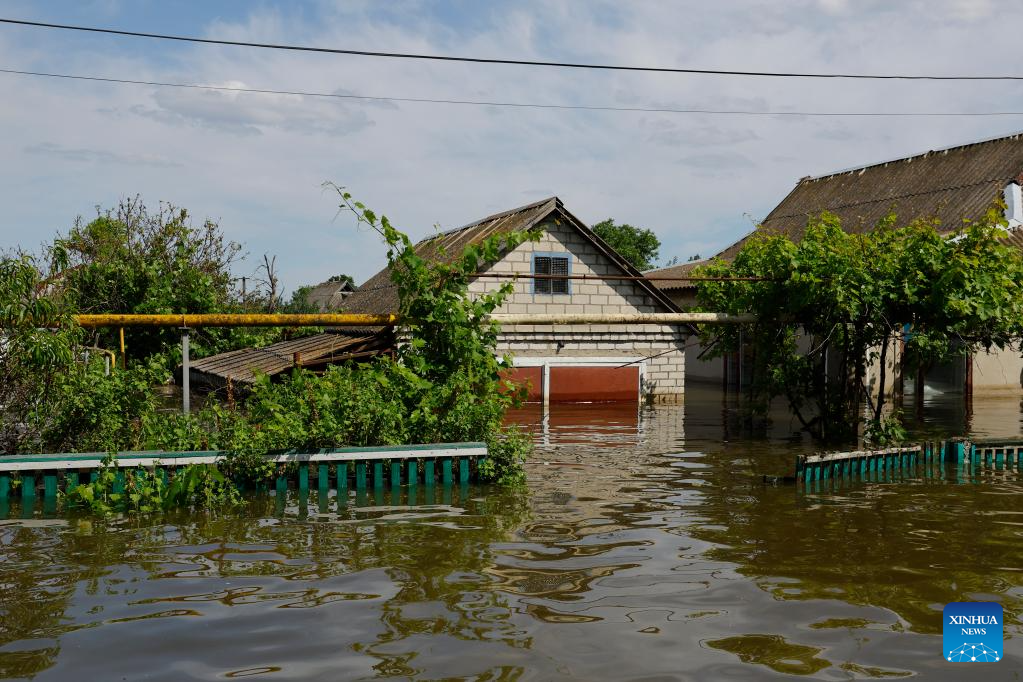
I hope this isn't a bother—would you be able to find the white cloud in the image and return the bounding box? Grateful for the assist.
[121,84,380,136]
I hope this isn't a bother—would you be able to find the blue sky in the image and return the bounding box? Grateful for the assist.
[2,0,1023,293]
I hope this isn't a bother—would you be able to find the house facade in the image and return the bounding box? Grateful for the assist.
[648,131,1023,396]
[342,197,688,403]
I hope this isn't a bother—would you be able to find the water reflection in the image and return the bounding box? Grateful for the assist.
[706,634,832,676]
[0,386,1021,680]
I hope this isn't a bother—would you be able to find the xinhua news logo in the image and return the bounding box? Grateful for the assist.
[943,602,1002,662]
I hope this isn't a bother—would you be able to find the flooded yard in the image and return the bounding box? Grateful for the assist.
[1,385,1021,680]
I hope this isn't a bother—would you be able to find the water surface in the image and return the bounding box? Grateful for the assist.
[1,386,1021,680]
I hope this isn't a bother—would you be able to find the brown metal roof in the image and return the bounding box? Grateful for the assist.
[644,259,708,292]
[188,331,390,386]
[342,196,680,315]
[717,131,1023,260]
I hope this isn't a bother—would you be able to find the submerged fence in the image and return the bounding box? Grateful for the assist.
[0,442,487,509]
[796,439,1023,484]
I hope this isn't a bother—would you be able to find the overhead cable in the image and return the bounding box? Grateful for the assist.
[3,68,1023,118]
[2,17,1023,81]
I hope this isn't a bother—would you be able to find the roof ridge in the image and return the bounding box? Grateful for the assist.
[644,258,709,275]
[805,130,1023,182]
[425,196,559,241]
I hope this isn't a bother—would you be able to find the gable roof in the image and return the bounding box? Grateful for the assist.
[716,131,1023,261]
[304,278,355,311]
[342,196,680,315]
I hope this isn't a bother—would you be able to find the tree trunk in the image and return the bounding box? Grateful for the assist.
[873,331,890,422]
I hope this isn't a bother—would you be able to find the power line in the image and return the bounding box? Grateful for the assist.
[4,67,1023,118]
[2,17,1023,81]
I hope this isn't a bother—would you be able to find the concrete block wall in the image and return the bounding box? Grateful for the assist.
[466,217,663,314]
[468,217,686,400]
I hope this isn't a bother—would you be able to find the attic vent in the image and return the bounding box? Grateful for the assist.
[534,255,570,295]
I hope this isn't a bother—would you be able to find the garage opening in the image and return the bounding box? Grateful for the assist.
[502,364,640,403]
[550,366,639,402]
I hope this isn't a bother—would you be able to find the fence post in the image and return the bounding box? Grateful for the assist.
[181,329,190,414]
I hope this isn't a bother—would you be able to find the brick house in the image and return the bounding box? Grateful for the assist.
[341,196,688,403]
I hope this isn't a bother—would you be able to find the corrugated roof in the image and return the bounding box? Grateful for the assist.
[188,331,390,386]
[342,196,680,315]
[716,131,1023,260]
[644,259,708,291]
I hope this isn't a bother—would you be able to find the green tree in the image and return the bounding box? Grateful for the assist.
[284,285,317,313]
[327,273,354,286]
[0,252,78,453]
[49,198,246,364]
[591,218,661,271]
[0,250,162,454]
[694,208,1023,443]
[44,197,303,366]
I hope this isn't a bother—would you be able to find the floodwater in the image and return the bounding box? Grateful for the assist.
[1,385,1022,680]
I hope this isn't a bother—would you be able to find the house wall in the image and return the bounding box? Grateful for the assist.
[659,287,724,384]
[972,347,1023,393]
[467,217,686,401]
[685,344,725,384]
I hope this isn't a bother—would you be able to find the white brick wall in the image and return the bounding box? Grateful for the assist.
[466,217,667,315]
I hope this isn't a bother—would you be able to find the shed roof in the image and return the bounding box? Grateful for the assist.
[341,196,680,315]
[716,131,1023,261]
[187,330,390,387]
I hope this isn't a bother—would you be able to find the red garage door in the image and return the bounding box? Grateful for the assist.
[550,365,639,403]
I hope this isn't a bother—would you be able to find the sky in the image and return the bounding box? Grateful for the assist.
[2,0,1023,293]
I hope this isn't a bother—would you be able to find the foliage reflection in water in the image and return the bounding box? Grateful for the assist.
[1,386,1021,680]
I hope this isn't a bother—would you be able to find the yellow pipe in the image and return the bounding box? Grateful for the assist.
[73,313,400,328]
[66,312,755,328]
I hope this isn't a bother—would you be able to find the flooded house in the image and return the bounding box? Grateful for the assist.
[341,196,689,403]
[647,131,1023,397]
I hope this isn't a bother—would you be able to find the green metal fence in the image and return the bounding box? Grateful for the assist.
[796,438,1023,486]
[0,442,487,506]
